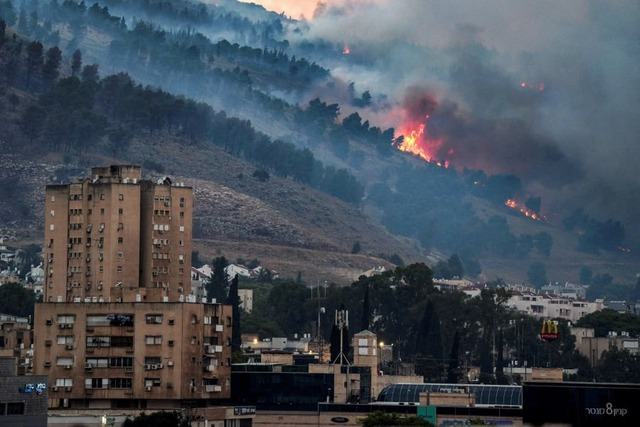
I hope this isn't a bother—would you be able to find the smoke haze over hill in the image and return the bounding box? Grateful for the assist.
[268,0,640,237]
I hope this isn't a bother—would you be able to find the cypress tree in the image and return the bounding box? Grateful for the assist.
[447,330,461,383]
[226,274,241,353]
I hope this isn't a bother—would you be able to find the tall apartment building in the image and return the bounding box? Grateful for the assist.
[34,165,233,410]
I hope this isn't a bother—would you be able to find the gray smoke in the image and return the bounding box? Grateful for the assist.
[289,0,640,238]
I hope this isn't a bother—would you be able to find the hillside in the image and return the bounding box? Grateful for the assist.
[1,1,638,292]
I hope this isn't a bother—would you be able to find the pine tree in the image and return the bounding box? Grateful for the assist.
[42,46,62,85]
[361,284,370,331]
[25,40,43,89]
[71,49,82,77]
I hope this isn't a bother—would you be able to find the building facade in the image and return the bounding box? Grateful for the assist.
[0,313,33,375]
[43,165,192,304]
[0,357,47,427]
[34,165,233,411]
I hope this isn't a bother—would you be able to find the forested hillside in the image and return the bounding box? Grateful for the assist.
[0,24,423,283]
[1,0,638,290]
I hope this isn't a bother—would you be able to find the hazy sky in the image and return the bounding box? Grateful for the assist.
[239,0,321,19]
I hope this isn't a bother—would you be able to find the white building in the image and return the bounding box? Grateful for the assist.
[238,288,254,313]
[507,292,604,322]
[190,265,213,301]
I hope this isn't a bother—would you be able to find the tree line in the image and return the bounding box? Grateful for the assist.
[0,29,364,203]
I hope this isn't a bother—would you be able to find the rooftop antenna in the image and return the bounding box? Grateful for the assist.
[332,307,350,366]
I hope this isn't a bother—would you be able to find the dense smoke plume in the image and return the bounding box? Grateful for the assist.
[285,0,640,235]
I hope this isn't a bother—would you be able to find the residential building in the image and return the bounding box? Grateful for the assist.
[0,313,33,375]
[34,301,232,409]
[506,292,604,322]
[42,165,192,303]
[540,282,588,300]
[0,357,47,427]
[33,165,234,413]
[571,326,640,366]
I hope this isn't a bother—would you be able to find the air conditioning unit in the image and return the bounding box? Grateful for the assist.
[167,361,174,367]
[64,365,73,370]
[146,386,152,392]
[85,363,92,370]
[65,386,72,392]
[51,386,58,392]
[65,344,73,350]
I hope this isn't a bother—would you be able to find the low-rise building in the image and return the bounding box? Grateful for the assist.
[571,326,640,366]
[34,301,232,409]
[0,313,33,375]
[507,292,603,322]
[0,357,48,427]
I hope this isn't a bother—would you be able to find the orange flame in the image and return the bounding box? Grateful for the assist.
[397,116,446,166]
[504,199,545,222]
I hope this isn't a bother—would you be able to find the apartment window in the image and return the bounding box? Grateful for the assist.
[50,224,55,231]
[111,336,134,347]
[50,209,55,217]
[180,211,184,218]
[179,226,184,232]
[86,358,109,368]
[119,208,123,215]
[109,378,132,389]
[57,336,74,345]
[179,240,184,246]
[179,197,185,208]
[57,315,75,325]
[88,194,92,201]
[145,336,162,345]
[100,208,105,215]
[145,378,161,387]
[119,194,124,201]
[88,208,92,215]
[5,402,25,415]
[85,378,108,389]
[99,265,104,273]
[51,195,56,202]
[144,357,162,365]
[100,194,105,200]
[110,357,133,368]
[145,314,163,324]
[117,237,123,244]
[56,357,74,367]
[55,378,73,387]
[87,336,110,348]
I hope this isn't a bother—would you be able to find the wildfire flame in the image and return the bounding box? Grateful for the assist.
[397,116,448,167]
[504,199,545,222]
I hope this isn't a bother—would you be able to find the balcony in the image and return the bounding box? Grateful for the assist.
[204,345,223,354]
